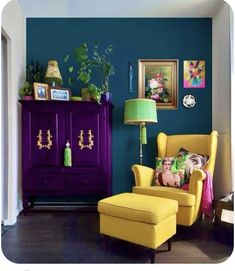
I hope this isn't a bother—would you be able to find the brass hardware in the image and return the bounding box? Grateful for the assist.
[37,129,53,150]
[78,129,94,150]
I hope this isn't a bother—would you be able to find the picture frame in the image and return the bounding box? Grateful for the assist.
[34,83,49,100]
[183,60,205,88]
[49,87,71,101]
[138,59,178,109]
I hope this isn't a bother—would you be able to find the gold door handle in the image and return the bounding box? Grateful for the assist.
[37,129,53,150]
[78,129,94,150]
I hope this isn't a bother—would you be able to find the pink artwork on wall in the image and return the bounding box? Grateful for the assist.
[183,60,205,88]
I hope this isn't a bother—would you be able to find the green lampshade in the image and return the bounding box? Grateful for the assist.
[124,99,158,124]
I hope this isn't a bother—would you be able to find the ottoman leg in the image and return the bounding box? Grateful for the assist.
[150,248,156,263]
[167,238,172,251]
[103,235,110,248]
[100,234,110,249]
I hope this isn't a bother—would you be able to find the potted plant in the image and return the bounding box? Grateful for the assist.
[27,60,45,84]
[19,60,45,100]
[87,83,103,104]
[64,43,95,101]
[19,81,34,100]
[93,43,115,102]
[64,42,114,103]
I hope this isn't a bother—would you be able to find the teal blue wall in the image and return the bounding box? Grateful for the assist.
[27,18,212,194]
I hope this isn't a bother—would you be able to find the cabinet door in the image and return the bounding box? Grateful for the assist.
[22,104,65,174]
[65,103,107,173]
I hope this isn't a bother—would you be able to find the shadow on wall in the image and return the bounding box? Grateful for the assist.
[112,105,139,194]
[112,105,158,165]
[143,136,158,168]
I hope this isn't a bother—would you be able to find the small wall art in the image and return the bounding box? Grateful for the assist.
[182,94,196,108]
[128,61,133,93]
[183,60,205,88]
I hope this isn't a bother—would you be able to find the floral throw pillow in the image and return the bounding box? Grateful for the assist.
[152,155,188,188]
[178,148,209,183]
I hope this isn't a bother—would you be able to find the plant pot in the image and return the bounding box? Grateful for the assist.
[101,92,112,103]
[90,94,102,104]
[81,88,91,101]
[22,96,34,100]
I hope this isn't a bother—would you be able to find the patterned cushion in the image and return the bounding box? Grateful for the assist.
[178,148,209,182]
[152,155,188,188]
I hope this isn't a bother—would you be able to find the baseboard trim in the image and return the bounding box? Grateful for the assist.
[23,202,98,212]
[3,217,17,226]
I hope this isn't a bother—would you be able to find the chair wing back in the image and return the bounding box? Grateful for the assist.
[157,131,218,177]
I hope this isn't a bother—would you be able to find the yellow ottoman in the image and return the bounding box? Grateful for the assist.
[98,193,178,263]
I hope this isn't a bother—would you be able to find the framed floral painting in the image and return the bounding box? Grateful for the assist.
[138,59,178,109]
[183,60,205,88]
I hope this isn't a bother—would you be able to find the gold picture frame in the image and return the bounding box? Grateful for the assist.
[34,82,49,100]
[138,59,178,109]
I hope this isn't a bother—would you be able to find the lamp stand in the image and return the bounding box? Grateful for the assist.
[139,125,143,165]
[124,99,157,165]
[139,122,147,165]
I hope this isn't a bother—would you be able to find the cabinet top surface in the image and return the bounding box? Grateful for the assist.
[19,100,113,108]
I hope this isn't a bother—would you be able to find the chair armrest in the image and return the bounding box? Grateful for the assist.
[188,168,206,195]
[131,164,155,186]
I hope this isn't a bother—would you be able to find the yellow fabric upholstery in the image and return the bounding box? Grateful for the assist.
[100,213,176,249]
[98,192,178,224]
[157,131,218,177]
[132,131,218,226]
[98,193,178,249]
[132,186,195,206]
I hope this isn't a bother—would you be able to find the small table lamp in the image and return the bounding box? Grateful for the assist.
[45,60,63,86]
[124,98,157,165]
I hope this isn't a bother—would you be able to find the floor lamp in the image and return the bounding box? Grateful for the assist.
[124,99,158,165]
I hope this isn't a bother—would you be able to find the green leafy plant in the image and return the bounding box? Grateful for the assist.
[87,83,103,104]
[64,43,95,87]
[19,60,45,98]
[27,60,45,84]
[64,42,115,94]
[92,43,115,92]
[19,81,34,98]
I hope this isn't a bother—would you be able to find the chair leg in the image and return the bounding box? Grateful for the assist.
[167,238,172,251]
[150,248,156,263]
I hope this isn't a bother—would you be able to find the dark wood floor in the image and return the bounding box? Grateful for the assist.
[1,208,233,264]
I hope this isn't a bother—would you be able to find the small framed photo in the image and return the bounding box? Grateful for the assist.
[49,87,71,101]
[34,83,49,100]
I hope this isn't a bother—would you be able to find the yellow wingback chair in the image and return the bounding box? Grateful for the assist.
[132,131,218,226]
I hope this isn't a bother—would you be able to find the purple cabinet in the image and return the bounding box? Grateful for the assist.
[20,101,112,212]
